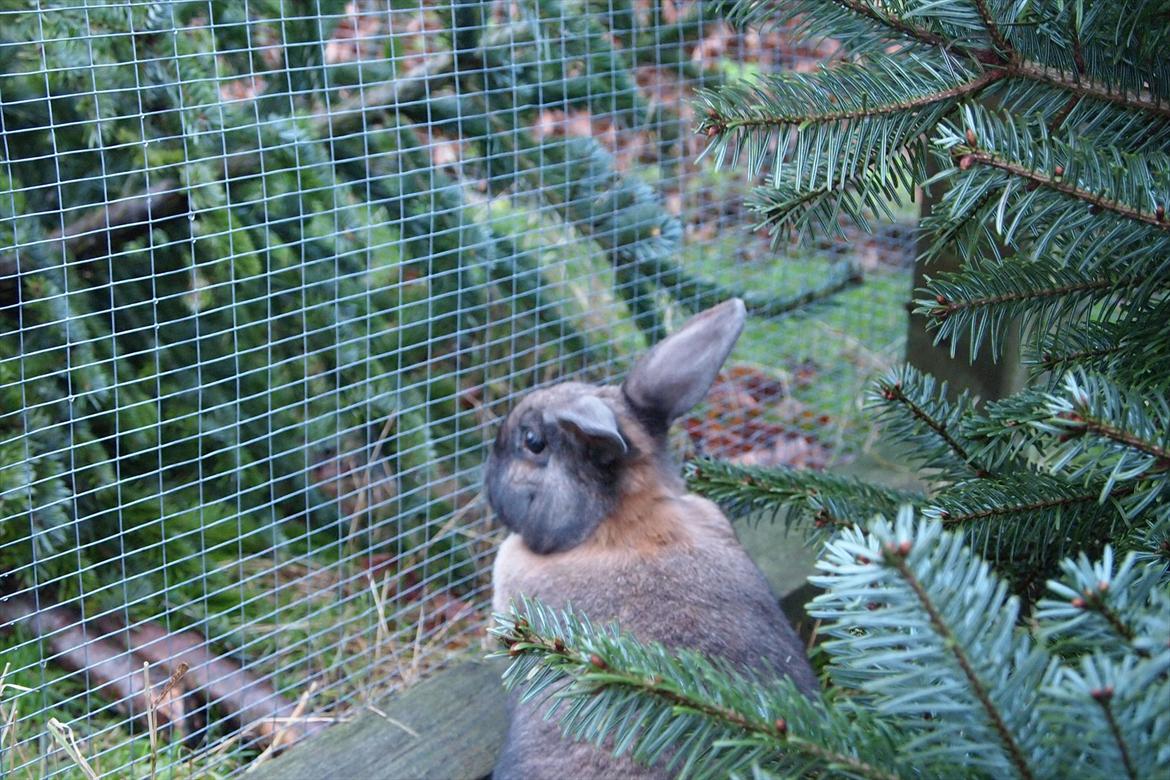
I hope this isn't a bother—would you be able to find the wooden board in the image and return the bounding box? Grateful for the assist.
[250,659,508,780]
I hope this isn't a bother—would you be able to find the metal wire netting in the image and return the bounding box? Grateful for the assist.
[0,2,913,777]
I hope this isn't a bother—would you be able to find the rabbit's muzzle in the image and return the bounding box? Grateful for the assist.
[485,450,613,555]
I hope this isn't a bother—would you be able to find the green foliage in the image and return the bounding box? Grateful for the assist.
[1,1,665,605]
[496,514,1170,779]
[685,458,917,534]
[492,595,914,780]
[493,2,1170,778]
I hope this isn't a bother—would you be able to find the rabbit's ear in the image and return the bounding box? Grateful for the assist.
[622,298,746,427]
[546,395,627,460]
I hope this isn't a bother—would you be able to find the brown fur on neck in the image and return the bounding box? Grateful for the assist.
[586,459,687,553]
[547,394,697,555]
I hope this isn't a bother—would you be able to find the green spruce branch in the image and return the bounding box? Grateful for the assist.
[950,148,1170,231]
[1095,692,1139,780]
[971,0,1012,55]
[930,479,1130,530]
[872,370,990,479]
[1058,411,1170,466]
[685,458,917,531]
[883,545,1037,780]
[702,70,1004,131]
[491,598,911,780]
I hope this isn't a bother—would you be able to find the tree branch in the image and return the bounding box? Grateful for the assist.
[888,551,1037,780]
[879,380,989,477]
[957,149,1170,230]
[1080,592,1142,651]
[1037,344,1124,370]
[1012,61,1170,120]
[1095,694,1138,780]
[833,0,1170,117]
[936,485,1131,526]
[833,0,950,50]
[502,626,904,780]
[49,180,186,260]
[716,70,1004,130]
[973,0,1013,55]
[1060,411,1170,464]
[928,276,1143,319]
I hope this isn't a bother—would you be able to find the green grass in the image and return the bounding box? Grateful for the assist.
[0,557,492,779]
[683,230,911,456]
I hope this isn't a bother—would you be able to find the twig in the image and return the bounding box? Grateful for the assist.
[365,704,420,738]
[880,379,989,477]
[973,0,1013,55]
[1096,694,1138,780]
[147,659,189,780]
[348,412,399,546]
[713,70,1005,130]
[409,603,427,687]
[958,149,1170,230]
[890,554,1037,780]
[930,276,1138,317]
[1066,413,1170,463]
[153,661,189,709]
[368,571,395,684]
[939,484,1135,527]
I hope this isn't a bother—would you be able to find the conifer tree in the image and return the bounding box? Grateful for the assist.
[493,2,1170,777]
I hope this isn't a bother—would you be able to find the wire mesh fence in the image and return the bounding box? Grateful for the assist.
[0,2,913,777]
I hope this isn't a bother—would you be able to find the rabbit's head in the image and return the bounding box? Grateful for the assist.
[485,299,746,554]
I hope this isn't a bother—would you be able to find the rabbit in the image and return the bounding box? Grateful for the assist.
[487,298,818,780]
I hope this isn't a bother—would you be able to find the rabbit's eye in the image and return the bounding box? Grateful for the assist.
[524,429,546,454]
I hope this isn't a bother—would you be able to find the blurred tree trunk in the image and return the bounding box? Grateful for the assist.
[906,175,1025,400]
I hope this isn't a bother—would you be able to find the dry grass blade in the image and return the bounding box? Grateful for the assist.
[154,662,190,708]
[46,718,99,780]
[244,681,318,773]
[365,703,420,738]
[146,660,189,780]
[0,663,33,770]
[347,412,398,546]
[144,662,156,780]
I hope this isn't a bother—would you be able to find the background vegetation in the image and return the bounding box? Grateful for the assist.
[0,1,911,776]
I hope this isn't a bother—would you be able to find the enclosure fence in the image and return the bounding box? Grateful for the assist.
[0,2,912,777]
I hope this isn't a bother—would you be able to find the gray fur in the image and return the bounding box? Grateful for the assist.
[488,300,817,779]
[485,384,624,555]
[546,395,627,460]
[622,298,746,430]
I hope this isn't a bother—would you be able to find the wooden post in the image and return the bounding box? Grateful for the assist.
[906,180,1025,401]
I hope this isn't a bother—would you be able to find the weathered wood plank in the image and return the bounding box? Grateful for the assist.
[250,658,508,780]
